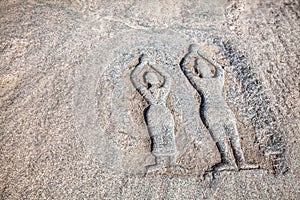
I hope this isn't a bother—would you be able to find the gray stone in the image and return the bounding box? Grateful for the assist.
[0,0,299,199]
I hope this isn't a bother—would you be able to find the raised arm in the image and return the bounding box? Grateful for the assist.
[180,50,201,89]
[147,60,171,91]
[195,48,224,79]
[213,61,224,79]
[130,55,154,103]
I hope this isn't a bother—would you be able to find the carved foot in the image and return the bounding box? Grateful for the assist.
[146,164,166,174]
[239,162,259,170]
[211,162,238,172]
[169,165,187,174]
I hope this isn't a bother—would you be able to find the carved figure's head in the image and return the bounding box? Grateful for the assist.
[194,58,213,78]
[143,71,160,87]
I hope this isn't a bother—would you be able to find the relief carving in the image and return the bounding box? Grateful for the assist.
[130,54,184,173]
[181,44,259,172]
[75,30,285,177]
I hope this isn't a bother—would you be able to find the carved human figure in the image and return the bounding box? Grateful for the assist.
[130,54,181,173]
[181,44,258,172]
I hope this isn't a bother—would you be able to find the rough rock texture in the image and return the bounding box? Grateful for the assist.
[0,0,299,199]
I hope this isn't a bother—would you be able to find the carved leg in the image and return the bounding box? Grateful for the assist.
[227,123,259,170]
[169,155,187,173]
[146,156,167,173]
[209,125,237,172]
[211,141,238,172]
[169,155,176,166]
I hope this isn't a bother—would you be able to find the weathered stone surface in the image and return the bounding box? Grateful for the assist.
[0,0,299,199]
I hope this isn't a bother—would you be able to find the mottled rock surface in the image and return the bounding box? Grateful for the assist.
[0,0,299,199]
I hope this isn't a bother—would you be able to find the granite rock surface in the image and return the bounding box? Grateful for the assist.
[0,0,299,199]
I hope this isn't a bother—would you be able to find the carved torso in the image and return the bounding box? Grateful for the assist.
[195,76,235,127]
[147,87,168,105]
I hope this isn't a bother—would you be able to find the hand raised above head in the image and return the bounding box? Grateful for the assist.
[139,54,151,64]
[188,44,200,53]
[132,54,151,74]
